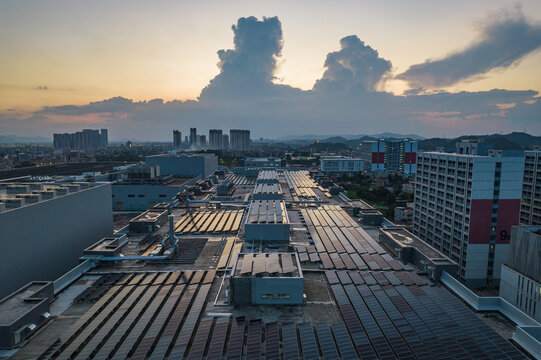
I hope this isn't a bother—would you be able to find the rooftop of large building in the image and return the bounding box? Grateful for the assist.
[0,180,105,212]
[1,168,535,359]
[380,227,453,262]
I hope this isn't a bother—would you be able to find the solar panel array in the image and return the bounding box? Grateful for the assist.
[300,205,412,272]
[48,285,527,360]
[328,278,528,360]
[283,170,320,200]
[256,170,279,183]
[225,173,256,186]
[175,209,245,234]
[235,253,298,277]
[49,270,215,360]
[247,200,286,224]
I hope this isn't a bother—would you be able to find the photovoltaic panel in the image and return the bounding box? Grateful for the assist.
[55,285,136,360]
[245,319,262,360]
[206,317,230,360]
[360,272,377,285]
[225,317,246,360]
[281,322,300,360]
[147,283,199,360]
[111,283,173,360]
[70,284,143,360]
[340,253,357,270]
[350,253,368,270]
[281,253,295,274]
[325,270,340,285]
[168,283,212,359]
[252,253,267,275]
[329,252,345,269]
[93,278,162,360]
[265,322,280,360]
[331,323,359,360]
[298,252,310,262]
[315,323,340,360]
[266,253,281,274]
[240,254,254,274]
[337,270,352,285]
[185,317,213,360]
[348,271,365,285]
[319,252,334,269]
[298,322,319,360]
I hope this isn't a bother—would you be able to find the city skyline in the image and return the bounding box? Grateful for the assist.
[1,1,541,140]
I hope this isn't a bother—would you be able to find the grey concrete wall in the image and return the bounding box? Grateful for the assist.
[146,155,217,178]
[500,265,541,323]
[112,177,199,210]
[245,223,290,242]
[251,277,304,305]
[0,184,113,298]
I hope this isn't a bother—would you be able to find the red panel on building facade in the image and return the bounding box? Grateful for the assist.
[468,199,493,244]
[404,152,417,164]
[378,152,385,164]
[372,153,378,164]
[495,199,520,244]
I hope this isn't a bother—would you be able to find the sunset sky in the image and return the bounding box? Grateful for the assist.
[1,0,541,140]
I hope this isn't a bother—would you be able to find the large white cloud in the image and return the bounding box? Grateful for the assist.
[1,15,540,140]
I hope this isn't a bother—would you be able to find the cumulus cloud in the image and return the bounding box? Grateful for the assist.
[200,16,290,100]
[397,6,541,88]
[1,15,540,140]
[314,35,392,93]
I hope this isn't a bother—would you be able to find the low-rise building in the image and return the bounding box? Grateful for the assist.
[145,153,218,178]
[245,200,290,242]
[320,156,363,174]
[394,206,413,222]
[379,227,458,280]
[229,253,303,305]
[244,157,282,168]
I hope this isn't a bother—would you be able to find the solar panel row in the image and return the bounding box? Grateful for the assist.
[299,205,408,272]
[50,271,219,360]
[225,173,256,186]
[329,281,528,360]
[175,209,245,234]
[283,170,319,200]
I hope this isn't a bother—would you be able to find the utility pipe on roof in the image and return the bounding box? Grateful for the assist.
[100,255,170,261]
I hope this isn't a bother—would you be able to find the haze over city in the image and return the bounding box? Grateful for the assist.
[1,0,541,141]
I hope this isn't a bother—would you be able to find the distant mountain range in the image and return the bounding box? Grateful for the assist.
[418,132,541,151]
[274,133,425,141]
[0,135,51,144]
[293,132,541,151]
